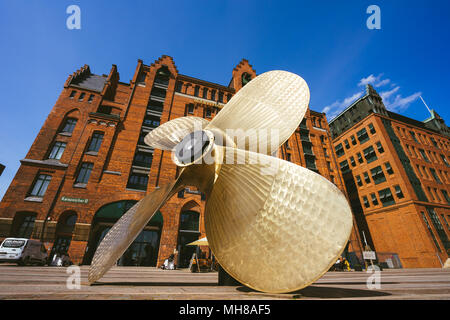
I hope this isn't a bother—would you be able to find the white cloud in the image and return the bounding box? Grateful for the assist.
[379,86,400,101]
[322,91,363,119]
[324,73,421,119]
[358,73,390,88]
[386,92,422,112]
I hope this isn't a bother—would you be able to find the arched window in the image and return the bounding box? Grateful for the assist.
[179,210,199,231]
[60,118,77,134]
[12,212,37,238]
[242,73,252,87]
[175,81,183,92]
[194,86,200,97]
[154,66,171,86]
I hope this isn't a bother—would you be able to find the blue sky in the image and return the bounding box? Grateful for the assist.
[0,0,449,199]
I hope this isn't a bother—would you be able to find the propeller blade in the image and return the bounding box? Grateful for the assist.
[207,71,310,154]
[144,116,210,150]
[205,147,353,293]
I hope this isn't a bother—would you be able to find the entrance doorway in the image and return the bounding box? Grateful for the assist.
[177,209,200,268]
[84,200,163,266]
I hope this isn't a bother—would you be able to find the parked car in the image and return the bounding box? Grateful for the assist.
[0,238,48,266]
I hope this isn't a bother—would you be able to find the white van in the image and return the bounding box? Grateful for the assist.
[0,238,48,266]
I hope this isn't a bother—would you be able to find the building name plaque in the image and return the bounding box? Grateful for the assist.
[61,196,89,204]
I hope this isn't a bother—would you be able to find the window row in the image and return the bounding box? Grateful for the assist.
[415,164,448,184]
[69,90,95,103]
[405,144,449,167]
[48,131,104,160]
[354,162,394,187]
[339,142,385,172]
[175,81,232,103]
[396,125,449,151]
[362,185,404,209]
[335,123,377,157]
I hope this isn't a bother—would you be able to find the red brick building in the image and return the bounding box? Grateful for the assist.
[0,56,362,267]
[329,85,450,268]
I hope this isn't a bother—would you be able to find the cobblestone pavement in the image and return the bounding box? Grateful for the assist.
[0,264,449,300]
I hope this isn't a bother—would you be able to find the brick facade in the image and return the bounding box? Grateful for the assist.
[330,85,450,268]
[0,56,362,267]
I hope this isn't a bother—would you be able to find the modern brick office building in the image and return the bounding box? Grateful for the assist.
[330,85,450,268]
[0,56,362,266]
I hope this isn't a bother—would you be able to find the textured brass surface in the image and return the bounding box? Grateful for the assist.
[205,146,352,293]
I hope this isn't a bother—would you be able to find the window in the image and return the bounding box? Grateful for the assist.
[421,212,441,252]
[137,72,146,83]
[363,196,370,208]
[48,142,66,160]
[419,149,430,162]
[426,208,450,251]
[30,174,51,197]
[97,105,112,115]
[218,91,223,103]
[179,211,200,231]
[335,143,345,157]
[441,190,450,205]
[60,118,77,134]
[88,94,94,103]
[13,213,36,238]
[357,152,363,164]
[186,104,194,115]
[286,153,291,162]
[339,160,349,173]
[441,215,450,230]
[344,139,350,149]
[205,108,212,118]
[430,137,438,148]
[371,193,379,205]
[143,115,160,127]
[441,155,449,167]
[385,162,394,175]
[378,188,395,207]
[427,187,435,200]
[394,185,404,198]
[78,92,85,101]
[376,141,384,153]
[194,86,200,97]
[416,164,422,177]
[75,162,93,185]
[127,173,148,191]
[69,90,76,98]
[410,131,419,143]
[357,128,369,144]
[370,166,386,184]
[323,148,329,157]
[350,156,356,167]
[175,81,183,92]
[429,168,442,184]
[330,175,335,184]
[210,90,216,101]
[87,132,104,153]
[202,88,208,99]
[133,152,153,168]
[351,135,357,145]
[368,123,376,134]
[364,172,370,184]
[326,161,332,172]
[356,175,363,186]
[422,166,429,178]
[226,93,232,102]
[363,146,378,163]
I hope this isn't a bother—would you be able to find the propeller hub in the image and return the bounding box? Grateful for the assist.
[175,130,212,165]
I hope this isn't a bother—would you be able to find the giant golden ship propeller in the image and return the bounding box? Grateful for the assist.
[88,70,353,293]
